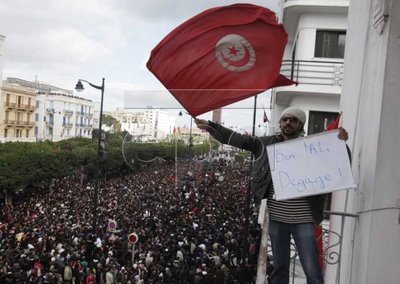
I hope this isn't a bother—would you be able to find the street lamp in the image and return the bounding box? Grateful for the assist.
[75,78,105,237]
[75,78,105,157]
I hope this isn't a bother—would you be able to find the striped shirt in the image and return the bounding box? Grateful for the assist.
[266,183,314,223]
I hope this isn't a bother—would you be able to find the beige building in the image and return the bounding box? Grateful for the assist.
[0,80,36,142]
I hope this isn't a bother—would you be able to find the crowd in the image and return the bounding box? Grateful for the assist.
[0,157,262,283]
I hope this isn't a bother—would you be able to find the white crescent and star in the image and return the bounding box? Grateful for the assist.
[215,34,256,72]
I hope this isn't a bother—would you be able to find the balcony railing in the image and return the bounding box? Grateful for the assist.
[46,108,55,113]
[4,102,35,111]
[264,210,358,283]
[76,123,93,128]
[280,60,344,87]
[3,120,35,127]
[63,122,73,127]
[63,110,74,115]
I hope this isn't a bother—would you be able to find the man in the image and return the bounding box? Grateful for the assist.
[194,107,349,284]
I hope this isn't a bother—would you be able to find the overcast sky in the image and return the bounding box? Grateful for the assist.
[0,0,281,130]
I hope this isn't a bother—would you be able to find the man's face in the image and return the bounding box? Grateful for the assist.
[279,115,303,138]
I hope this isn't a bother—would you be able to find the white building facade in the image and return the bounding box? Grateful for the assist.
[35,92,94,142]
[107,108,175,141]
[334,1,400,284]
[272,0,348,134]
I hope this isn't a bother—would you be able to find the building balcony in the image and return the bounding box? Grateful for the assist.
[18,121,35,127]
[4,102,16,109]
[63,122,73,127]
[281,59,344,87]
[3,120,35,127]
[63,110,74,115]
[4,119,15,126]
[13,104,36,111]
[76,123,93,128]
[46,108,55,113]
[46,121,54,126]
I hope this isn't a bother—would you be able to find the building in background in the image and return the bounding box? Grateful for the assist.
[35,91,94,142]
[272,0,349,134]
[106,108,175,142]
[0,77,95,142]
[0,80,36,142]
[0,35,5,139]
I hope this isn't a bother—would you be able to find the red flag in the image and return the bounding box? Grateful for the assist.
[315,224,324,269]
[241,176,248,194]
[326,112,342,130]
[147,4,295,117]
[263,109,269,123]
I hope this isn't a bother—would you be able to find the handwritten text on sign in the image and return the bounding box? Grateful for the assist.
[267,131,356,200]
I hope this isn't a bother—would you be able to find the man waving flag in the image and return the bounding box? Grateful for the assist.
[147,3,295,117]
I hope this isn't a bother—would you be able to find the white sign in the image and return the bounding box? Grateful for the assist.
[267,131,356,200]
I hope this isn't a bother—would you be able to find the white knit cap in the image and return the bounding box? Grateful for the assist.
[281,107,306,124]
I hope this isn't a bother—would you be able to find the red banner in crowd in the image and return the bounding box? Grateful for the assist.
[147,3,295,117]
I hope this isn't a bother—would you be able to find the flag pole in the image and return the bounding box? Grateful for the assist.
[241,95,257,269]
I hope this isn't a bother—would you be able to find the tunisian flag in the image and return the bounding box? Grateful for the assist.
[147,4,295,117]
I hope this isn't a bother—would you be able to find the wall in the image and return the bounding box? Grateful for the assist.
[331,0,400,283]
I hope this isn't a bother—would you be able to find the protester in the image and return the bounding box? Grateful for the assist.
[195,107,349,284]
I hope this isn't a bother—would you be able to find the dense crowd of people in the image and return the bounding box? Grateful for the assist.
[0,157,262,283]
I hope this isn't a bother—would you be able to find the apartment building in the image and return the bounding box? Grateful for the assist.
[35,92,94,142]
[0,80,36,142]
[0,77,96,142]
[108,108,175,141]
[272,0,349,134]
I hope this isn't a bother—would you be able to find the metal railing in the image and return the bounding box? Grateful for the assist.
[4,102,35,111]
[3,120,35,127]
[281,59,344,87]
[268,210,358,283]
[63,122,73,127]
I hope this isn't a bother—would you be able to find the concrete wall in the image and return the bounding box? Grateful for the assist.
[331,0,400,283]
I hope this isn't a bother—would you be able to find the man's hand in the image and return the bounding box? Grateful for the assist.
[194,118,209,130]
[338,127,349,141]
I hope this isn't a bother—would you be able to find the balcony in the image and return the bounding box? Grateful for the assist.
[63,122,73,128]
[46,108,55,113]
[18,121,35,127]
[3,120,35,127]
[46,121,54,126]
[4,119,15,126]
[63,109,74,115]
[4,102,16,109]
[76,123,93,128]
[14,104,36,112]
[281,59,344,87]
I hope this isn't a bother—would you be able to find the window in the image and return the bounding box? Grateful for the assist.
[35,113,39,122]
[36,100,40,108]
[35,127,38,136]
[308,111,339,135]
[4,129,8,138]
[315,30,346,59]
